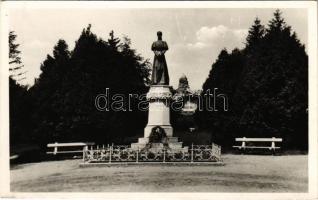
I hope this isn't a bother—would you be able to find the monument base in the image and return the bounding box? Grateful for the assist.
[131,136,188,153]
[131,84,188,152]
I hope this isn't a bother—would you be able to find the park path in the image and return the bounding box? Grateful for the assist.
[10,154,307,192]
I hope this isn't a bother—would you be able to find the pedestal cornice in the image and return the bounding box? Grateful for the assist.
[146,85,173,100]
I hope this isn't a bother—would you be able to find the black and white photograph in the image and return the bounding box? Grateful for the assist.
[0,1,317,199]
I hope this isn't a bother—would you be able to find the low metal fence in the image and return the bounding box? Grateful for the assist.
[83,143,222,163]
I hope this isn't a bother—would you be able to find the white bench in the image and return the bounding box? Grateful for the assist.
[233,137,282,153]
[47,142,95,155]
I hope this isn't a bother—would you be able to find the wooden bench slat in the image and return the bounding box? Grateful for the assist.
[47,142,94,147]
[47,150,84,154]
[232,146,280,149]
[235,138,282,142]
[233,146,280,149]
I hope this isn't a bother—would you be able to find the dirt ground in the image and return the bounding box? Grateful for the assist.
[10,154,307,192]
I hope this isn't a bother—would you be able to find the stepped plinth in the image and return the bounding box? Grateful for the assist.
[131,85,188,152]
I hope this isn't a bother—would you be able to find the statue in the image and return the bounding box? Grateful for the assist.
[131,32,187,154]
[151,31,170,85]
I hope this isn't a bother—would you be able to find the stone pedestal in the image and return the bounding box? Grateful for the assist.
[131,85,187,152]
[144,85,173,137]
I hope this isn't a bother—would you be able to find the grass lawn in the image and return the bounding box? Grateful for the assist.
[10,154,307,192]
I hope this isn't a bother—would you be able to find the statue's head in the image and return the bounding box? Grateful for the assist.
[157,31,162,40]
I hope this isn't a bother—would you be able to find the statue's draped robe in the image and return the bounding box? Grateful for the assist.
[151,40,169,85]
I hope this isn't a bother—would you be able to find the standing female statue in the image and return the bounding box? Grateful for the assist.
[151,31,170,85]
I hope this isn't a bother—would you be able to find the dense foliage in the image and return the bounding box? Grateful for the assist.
[11,25,151,149]
[9,31,32,146]
[197,10,308,150]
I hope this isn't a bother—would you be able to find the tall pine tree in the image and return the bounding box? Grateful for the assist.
[9,31,32,147]
[198,10,308,150]
[30,25,151,146]
[9,31,26,84]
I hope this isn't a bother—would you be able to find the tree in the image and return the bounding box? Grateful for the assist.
[9,31,26,83]
[30,25,151,146]
[262,10,307,149]
[197,10,308,150]
[108,30,120,51]
[268,9,288,33]
[198,48,245,147]
[245,17,265,52]
[30,39,71,145]
[9,31,32,146]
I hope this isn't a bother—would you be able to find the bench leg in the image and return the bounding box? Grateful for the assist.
[241,148,245,155]
[270,148,276,155]
[54,147,58,155]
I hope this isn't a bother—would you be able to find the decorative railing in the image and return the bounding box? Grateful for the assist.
[83,144,222,163]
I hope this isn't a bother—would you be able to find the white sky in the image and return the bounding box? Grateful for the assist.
[8,7,307,89]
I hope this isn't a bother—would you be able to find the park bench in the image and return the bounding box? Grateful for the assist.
[47,142,95,156]
[233,137,282,154]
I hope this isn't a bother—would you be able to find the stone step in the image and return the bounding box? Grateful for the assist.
[167,137,179,142]
[138,137,179,144]
[138,137,149,144]
[149,143,163,148]
[168,142,183,149]
[131,141,184,151]
[131,143,147,150]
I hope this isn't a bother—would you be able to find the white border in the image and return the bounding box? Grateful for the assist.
[307,1,318,198]
[0,1,317,200]
[0,0,11,197]
[2,1,315,9]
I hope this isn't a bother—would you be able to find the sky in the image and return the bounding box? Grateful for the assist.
[8,7,307,90]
